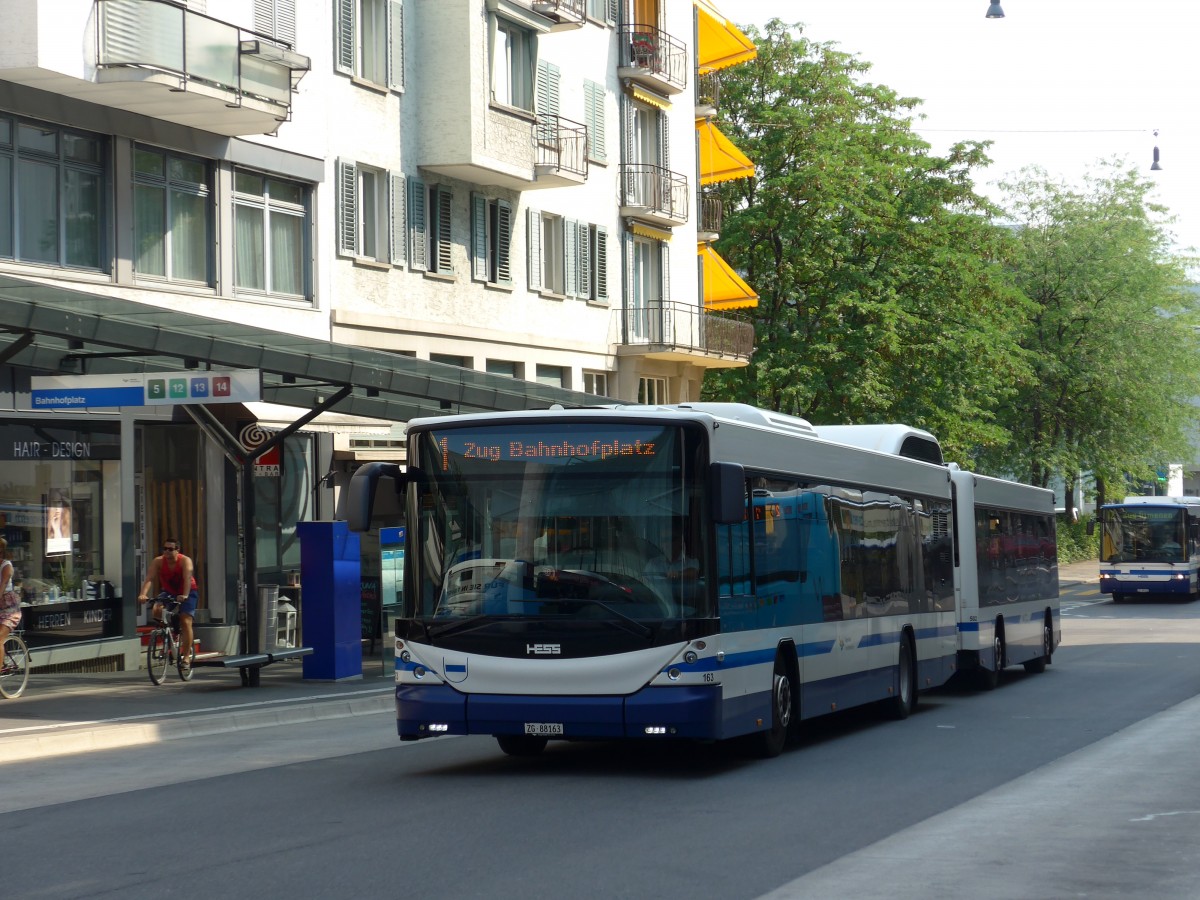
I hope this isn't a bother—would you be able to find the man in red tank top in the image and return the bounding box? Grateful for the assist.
[137,537,199,669]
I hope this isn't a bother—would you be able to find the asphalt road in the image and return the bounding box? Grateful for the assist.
[6,580,1200,900]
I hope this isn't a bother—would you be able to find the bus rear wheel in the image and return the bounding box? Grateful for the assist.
[496,735,548,757]
[885,634,916,720]
[1023,620,1052,674]
[978,632,1004,691]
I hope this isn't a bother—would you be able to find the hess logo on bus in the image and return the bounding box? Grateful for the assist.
[527,643,561,656]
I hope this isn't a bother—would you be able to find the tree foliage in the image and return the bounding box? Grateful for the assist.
[705,20,1026,461]
[981,162,1200,492]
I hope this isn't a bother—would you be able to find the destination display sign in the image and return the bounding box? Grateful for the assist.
[30,370,261,409]
[427,425,673,471]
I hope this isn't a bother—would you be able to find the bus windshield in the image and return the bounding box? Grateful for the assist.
[408,421,712,627]
[1101,507,1188,564]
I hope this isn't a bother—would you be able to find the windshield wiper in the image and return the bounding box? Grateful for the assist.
[508,595,653,638]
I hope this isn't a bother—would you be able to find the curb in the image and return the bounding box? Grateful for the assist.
[0,689,393,764]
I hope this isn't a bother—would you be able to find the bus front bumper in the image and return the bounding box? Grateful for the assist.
[395,683,723,742]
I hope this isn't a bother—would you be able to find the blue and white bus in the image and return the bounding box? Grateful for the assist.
[347,403,1050,757]
[1096,496,1200,602]
[948,467,1059,687]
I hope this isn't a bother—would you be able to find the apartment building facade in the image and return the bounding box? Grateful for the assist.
[0,0,756,667]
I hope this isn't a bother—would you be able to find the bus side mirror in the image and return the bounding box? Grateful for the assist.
[347,462,409,532]
[710,461,746,525]
[1086,520,1095,536]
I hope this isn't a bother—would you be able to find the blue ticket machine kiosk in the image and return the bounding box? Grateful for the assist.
[299,520,362,681]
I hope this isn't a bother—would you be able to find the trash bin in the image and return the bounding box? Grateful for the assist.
[257,584,279,653]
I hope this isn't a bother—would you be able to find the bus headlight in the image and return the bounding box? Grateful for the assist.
[399,650,412,664]
[668,667,681,680]
[683,650,698,664]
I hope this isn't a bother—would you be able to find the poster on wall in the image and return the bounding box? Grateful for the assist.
[45,489,72,556]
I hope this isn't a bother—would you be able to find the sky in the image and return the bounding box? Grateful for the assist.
[729,1,1200,264]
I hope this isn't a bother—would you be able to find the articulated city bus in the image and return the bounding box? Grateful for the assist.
[348,403,1054,757]
[1095,497,1200,602]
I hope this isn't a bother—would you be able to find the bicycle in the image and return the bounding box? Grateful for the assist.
[146,593,195,685]
[1,625,29,700]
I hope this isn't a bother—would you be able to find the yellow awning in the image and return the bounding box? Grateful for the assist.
[700,244,758,310]
[697,119,754,185]
[629,86,671,111]
[695,0,757,74]
[629,221,674,240]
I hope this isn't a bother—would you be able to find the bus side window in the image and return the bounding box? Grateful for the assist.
[716,509,755,631]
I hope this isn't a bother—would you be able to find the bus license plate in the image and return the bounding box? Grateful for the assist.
[525,723,563,736]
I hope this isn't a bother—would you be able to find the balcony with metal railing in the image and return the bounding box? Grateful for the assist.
[535,115,588,186]
[618,24,687,96]
[620,164,689,227]
[0,0,309,136]
[698,192,724,241]
[696,71,721,118]
[615,301,754,367]
[529,0,587,28]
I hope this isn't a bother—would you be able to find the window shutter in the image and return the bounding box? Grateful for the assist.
[564,219,578,298]
[659,240,670,305]
[408,177,427,271]
[496,199,513,286]
[623,232,636,340]
[584,80,606,163]
[606,0,618,26]
[277,1,297,46]
[577,223,591,300]
[337,158,358,258]
[434,186,453,274]
[527,207,543,291]
[335,0,355,75]
[471,192,488,282]
[388,0,405,91]
[658,108,670,170]
[389,172,407,267]
[594,226,609,303]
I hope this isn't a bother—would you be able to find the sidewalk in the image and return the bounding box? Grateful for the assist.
[0,655,394,764]
[1058,559,1098,585]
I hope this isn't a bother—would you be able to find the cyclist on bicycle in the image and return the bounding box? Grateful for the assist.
[0,537,20,644]
[137,538,198,668]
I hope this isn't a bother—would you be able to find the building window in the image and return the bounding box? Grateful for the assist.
[471,192,513,286]
[587,0,617,24]
[0,116,105,269]
[430,353,469,368]
[536,364,566,388]
[233,170,310,300]
[492,18,534,110]
[527,208,608,301]
[335,0,404,91]
[639,376,668,404]
[487,359,521,378]
[624,233,667,342]
[583,371,608,395]
[406,178,453,275]
[583,80,607,163]
[133,146,211,284]
[336,159,405,265]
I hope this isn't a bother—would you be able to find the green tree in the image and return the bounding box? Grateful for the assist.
[705,20,1027,461]
[982,161,1200,494]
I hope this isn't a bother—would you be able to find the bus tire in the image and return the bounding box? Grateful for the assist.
[978,629,1004,690]
[496,735,549,757]
[754,654,793,758]
[1112,593,1127,604]
[886,633,916,720]
[1023,618,1052,674]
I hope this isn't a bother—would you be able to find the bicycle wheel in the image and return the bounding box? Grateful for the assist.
[1,633,30,699]
[147,629,170,685]
[177,635,194,682]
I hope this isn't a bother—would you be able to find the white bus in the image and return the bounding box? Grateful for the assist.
[347,403,1050,757]
[948,467,1059,687]
[1095,496,1200,602]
